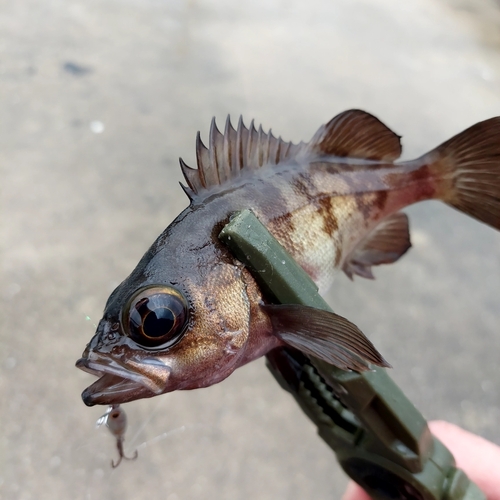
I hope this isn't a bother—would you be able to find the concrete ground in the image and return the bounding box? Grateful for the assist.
[1,0,500,499]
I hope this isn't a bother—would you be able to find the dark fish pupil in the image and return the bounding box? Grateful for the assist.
[143,308,174,338]
[126,286,189,349]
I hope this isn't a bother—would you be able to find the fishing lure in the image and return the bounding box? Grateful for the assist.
[96,404,138,467]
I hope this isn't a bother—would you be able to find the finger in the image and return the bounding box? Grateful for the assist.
[340,421,500,500]
[340,480,372,500]
[430,420,500,500]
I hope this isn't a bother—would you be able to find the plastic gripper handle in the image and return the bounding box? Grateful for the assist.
[219,209,485,500]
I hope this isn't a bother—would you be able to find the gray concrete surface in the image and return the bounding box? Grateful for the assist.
[1,0,500,499]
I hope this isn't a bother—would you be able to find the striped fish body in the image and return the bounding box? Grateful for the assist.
[76,110,500,406]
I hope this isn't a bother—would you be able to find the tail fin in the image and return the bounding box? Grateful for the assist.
[430,117,500,230]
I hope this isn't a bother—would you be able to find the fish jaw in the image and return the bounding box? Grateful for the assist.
[76,318,176,406]
[75,271,276,406]
[76,326,266,406]
[76,353,172,406]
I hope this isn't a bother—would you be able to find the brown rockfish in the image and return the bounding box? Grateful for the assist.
[76,109,500,406]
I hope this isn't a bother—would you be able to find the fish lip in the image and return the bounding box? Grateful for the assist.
[76,355,170,406]
[81,373,156,406]
[75,357,101,377]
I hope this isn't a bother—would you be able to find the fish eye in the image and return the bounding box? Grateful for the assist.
[122,286,189,349]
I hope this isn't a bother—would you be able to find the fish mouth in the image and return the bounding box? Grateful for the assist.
[76,355,171,406]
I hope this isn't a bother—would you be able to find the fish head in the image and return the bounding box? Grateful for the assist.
[76,231,274,406]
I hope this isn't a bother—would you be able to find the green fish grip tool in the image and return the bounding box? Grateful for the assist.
[219,209,485,500]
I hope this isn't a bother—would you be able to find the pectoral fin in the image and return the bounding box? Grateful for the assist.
[343,212,411,280]
[262,304,390,371]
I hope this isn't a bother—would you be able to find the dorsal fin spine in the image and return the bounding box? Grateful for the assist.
[237,116,246,171]
[181,115,309,197]
[223,116,236,176]
[264,129,271,165]
[280,138,291,162]
[267,130,275,164]
[179,157,202,193]
[246,120,253,169]
[209,117,224,184]
[248,120,258,170]
[179,182,194,201]
[257,125,265,167]
[274,135,282,164]
[195,132,210,188]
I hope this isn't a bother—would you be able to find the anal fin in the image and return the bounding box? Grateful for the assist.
[343,212,411,280]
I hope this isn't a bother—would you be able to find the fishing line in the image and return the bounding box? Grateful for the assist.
[135,425,188,450]
[135,422,219,451]
[127,396,217,452]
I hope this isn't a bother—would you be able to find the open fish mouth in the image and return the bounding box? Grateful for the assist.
[76,357,170,406]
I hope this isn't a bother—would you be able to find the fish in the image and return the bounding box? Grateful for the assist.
[96,404,138,468]
[76,109,500,406]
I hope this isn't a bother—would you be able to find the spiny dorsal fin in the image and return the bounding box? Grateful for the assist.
[178,110,400,199]
[179,115,304,197]
[307,109,402,161]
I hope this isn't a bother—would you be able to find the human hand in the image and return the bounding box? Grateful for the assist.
[341,420,500,500]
